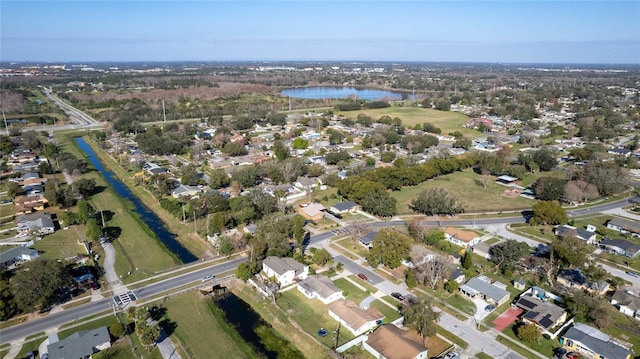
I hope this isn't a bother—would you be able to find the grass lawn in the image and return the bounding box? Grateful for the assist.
[474,352,494,359]
[32,227,87,259]
[276,289,355,348]
[437,326,468,349]
[57,315,119,339]
[502,323,557,358]
[233,284,332,359]
[509,224,556,242]
[163,291,254,359]
[392,169,536,214]
[0,204,14,218]
[370,299,402,323]
[347,275,379,294]
[337,107,476,137]
[483,237,501,246]
[334,278,371,303]
[334,237,369,257]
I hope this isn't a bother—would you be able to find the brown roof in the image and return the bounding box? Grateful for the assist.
[328,300,384,331]
[365,325,427,359]
[444,227,479,243]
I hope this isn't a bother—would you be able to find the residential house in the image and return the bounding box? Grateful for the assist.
[296,275,343,304]
[46,326,112,359]
[471,242,491,259]
[611,287,640,320]
[360,231,378,248]
[561,323,631,359]
[16,212,55,235]
[599,238,640,258]
[328,299,384,336]
[309,156,327,165]
[443,227,481,248]
[171,184,202,199]
[607,218,640,238]
[297,202,326,221]
[330,201,360,215]
[513,279,527,290]
[294,176,318,191]
[363,324,428,359]
[514,295,567,336]
[13,194,48,214]
[554,225,597,244]
[0,246,39,269]
[495,175,518,186]
[556,268,610,295]
[608,147,632,157]
[459,276,510,305]
[448,268,466,284]
[262,256,308,287]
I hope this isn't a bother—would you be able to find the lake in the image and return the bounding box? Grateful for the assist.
[281,86,406,101]
[75,137,198,263]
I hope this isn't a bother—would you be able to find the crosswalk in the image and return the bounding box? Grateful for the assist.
[112,291,137,308]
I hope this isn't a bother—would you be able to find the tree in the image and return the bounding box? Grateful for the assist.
[462,250,474,270]
[209,168,230,189]
[405,270,417,288]
[38,161,54,174]
[552,237,591,268]
[366,229,412,269]
[77,200,95,224]
[444,280,459,293]
[531,201,567,225]
[11,258,73,312]
[273,139,290,161]
[361,191,397,218]
[72,178,97,199]
[534,177,567,201]
[380,151,396,163]
[109,323,125,338]
[435,99,451,111]
[6,182,22,199]
[413,255,451,289]
[531,147,558,171]
[313,248,332,266]
[291,138,309,150]
[136,320,161,348]
[410,188,465,216]
[0,278,18,321]
[490,239,530,274]
[564,180,599,204]
[402,298,440,341]
[180,165,200,186]
[292,214,306,251]
[585,161,629,196]
[85,218,102,242]
[517,323,541,343]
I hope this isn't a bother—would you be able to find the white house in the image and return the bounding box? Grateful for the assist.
[296,275,343,304]
[330,201,360,214]
[262,256,308,287]
[611,287,640,320]
[328,299,384,336]
[0,246,39,269]
[444,227,481,248]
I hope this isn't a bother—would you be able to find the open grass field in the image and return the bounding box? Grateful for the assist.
[163,291,254,359]
[337,107,477,137]
[392,169,536,214]
[32,227,87,259]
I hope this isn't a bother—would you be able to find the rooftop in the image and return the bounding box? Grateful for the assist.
[365,324,427,359]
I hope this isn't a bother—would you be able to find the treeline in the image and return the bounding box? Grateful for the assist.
[334,100,391,111]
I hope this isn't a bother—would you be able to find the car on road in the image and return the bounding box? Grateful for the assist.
[627,271,640,278]
[484,304,496,312]
[391,292,405,301]
[357,273,368,282]
[201,274,214,282]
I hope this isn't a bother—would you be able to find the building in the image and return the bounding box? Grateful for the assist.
[443,227,481,248]
[262,256,308,287]
[330,201,360,214]
[296,275,343,304]
[46,326,111,359]
[359,231,378,248]
[556,268,610,295]
[495,175,518,186]
[297,202,326,221]
[363,324,428,359]
[514,295,567,336]
[554,225,597,244]
[611,287,640,320]
[598,238,640,258]
[459,276,510,305]
[16,213,55,235]
[328,299,384,336]
[0,246,39,269]
[171,184,202,199]
[561,323,631,359]
[607,218,640,238]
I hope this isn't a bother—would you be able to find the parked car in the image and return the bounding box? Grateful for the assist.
[566,352,579,359]
[91,282,100,290]
[444,352,459,359]
[357,273,368,282]
[484,304,496,312]
[391,292,405,301]
[627,271,640,278]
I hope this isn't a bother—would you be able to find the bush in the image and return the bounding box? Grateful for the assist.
[109,322,125,338]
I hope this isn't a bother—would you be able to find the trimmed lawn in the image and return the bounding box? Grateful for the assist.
[502,323,557,358]
[334,237,369,258]
[392,169,536,214]
[58,315,119,339]
[337,107,476,137]
[334,278,370,303]
[32,227,87,259]
[163,291,253,359]
[347,275,379,294]
[276,289,355,348]
[370,299,402,323]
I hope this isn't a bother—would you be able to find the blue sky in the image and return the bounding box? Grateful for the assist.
[1,1,639,63]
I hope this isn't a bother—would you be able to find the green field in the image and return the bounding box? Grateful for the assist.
[333,278,371,303]
[337,106,477,136]
[163,291,254,359]
[392,169,536,214]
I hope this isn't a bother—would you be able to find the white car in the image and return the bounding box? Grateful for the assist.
[201,274,214,282]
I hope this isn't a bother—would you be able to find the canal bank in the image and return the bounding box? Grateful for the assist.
[76,136,213,259]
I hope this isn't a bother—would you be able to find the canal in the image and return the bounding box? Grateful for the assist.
[75,137,198,263]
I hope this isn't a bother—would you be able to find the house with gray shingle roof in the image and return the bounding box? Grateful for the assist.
[46,326,111,359]
[599,238,640,258]
[262,256,308,287]
[0,247,39,269]
[611,287,640,320]
[459,276,510,305]
[554,225,597,244]
[297,275,343,304]
[330,201,360,214]
[607,218,640,238]
[561,323,631,359]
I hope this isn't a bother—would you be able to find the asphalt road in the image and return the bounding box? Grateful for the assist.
[0,257,246,343]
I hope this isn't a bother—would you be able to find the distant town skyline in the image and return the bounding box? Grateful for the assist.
[2,1,639,64]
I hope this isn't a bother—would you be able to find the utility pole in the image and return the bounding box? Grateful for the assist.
[193,209,197,234]
[101,209,106,227]
[162,99,167,122]
[2,110,8,135]
[182,204,186,224]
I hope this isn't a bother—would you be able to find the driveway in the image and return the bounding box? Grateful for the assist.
[471,296,492,321]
